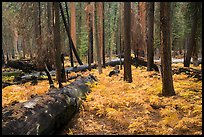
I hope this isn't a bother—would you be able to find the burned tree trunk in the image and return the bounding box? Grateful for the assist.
[2,74,97,135]
[5,60,37,73]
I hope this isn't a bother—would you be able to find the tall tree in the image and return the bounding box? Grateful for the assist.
[34,2,42,68]
[184,2,199,67]
[123,2,132,83]
[65,2,74,67]
[77,2,82,55]
[98,2,105,68]
[53,2,62,88]
[85,2,94,69]
[146,2,154,71]
[160,2,175,96]
[46,2,54,69]
[119,2,123,69]
[138,2,147,57]
[70,2,76,48]
[94,2,102,74]
[59,2,83,66]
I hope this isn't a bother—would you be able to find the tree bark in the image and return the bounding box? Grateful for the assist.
[192,3,200,67]
[146,2,154,71]
[65,2,74,67]
[184,2,199,67]
[53,2,62,88]
[77,2,82,56]
[70,2,77,49]
[123,2,132,83]
[59,2,83,66]
[138,2,147,57]
[2,75,97,135]
[98,2,105,68]
[94,2,102,74]
[160,2,175,96]
[46,2,55,69]
[86,2,94,69]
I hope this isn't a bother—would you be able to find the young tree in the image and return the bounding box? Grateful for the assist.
[146,2,154,71]
[53,2,62,88]
[123,2,132,83]
[160,2,175,96]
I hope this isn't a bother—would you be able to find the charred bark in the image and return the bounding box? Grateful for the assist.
[2,75,97,135]
[5,60,37,73]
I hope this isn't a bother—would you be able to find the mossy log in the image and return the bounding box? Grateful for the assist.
[2,74,97,135]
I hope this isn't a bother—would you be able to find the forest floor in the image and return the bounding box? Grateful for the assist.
[2,63,202,135]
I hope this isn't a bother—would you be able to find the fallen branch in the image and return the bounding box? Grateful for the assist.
[2,74,97,135]
[173,67,202,80]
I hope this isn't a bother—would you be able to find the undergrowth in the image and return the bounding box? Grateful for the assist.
[2,63,202,135]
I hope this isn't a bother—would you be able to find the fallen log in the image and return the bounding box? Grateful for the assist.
[105,58,124,66]
[64,58,160,74]
[2,81,13,88]
[172,67,202,80]
[132,57,160,71]
[5,60,37,73]
[2,74,97,135]
[65,64,97,73]
[105,57,160,71]
[13,72,48,85]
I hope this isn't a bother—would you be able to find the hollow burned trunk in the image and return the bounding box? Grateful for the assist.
[2,74,97,135]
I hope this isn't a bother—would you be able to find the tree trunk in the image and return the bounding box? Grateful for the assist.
[123,2,132,83]
[119,2,123,70]
[2,49,5,66]
[184,2,199,67]
[146,2,154,71]
[59,2,83,66]
[65,2,74,67]
[34,2,43,69]
[192,3,199,67]
[46,2,55,69]
[70,2,77,49]
[160,2,175,96]
[94,2,102,74]
[107,3,112,60]
[86,2,94,69]
[70,2,77,62]
[98,2,105,68]
[53,2,62,88]
[138,2,147,58]
[77,2,82,56]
